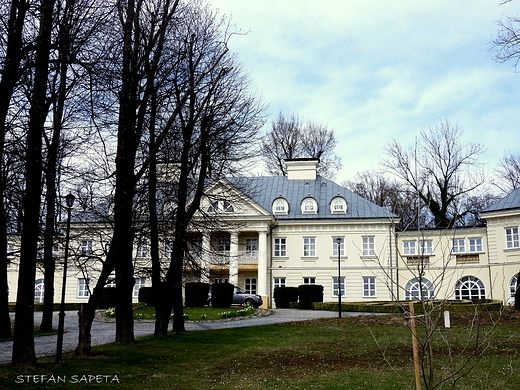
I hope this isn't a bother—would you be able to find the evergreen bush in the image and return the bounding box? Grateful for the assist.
[211,283,234,308]
[298,284,323,309]
[185,282,210,307]
[274,286,299,308]
[98,287,117,309]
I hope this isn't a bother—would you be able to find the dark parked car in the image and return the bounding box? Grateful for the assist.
[208,286,263,308]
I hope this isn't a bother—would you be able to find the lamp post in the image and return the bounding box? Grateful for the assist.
[55,193,75,364]
[337,237,342,318]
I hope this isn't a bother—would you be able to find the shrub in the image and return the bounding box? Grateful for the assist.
[185,282,210,307]
[98,287,117,309]
[139,287,155,307]
[211,283,234,308]
[298,285,323,309]
[274,286,299,308]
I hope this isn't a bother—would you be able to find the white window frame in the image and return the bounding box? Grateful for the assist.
[78,278,90,298]
[133,278,146,297]
[136,240,148,258]
[469,237,483,253]
[332,277,345,297]
[81,240,93,256]
[303,237,316,257]
[273,198,288,215]
[362,236,375,257]
[419,240,433,255]
[245,278,257,294]
[403,241,416,255]
[330,197,347,214]
[245,238,258,254]
[301,197,318,214]
[452,239,465,253]
[455,276,486,300]
[363,276,376,298]
[217,238,230,254]
[274,237,287,257]
[34,279,45,303]
[274,277,286,288]
[332,237,345,256]
[303,277,316,285]
[506,227,520,249]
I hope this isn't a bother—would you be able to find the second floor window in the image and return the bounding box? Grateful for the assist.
[303,237,316,257]
[452,239,465,253]
[419,240,433,255]
[245,238,257,253]
[362,236,375,256]
[403,241,416,255]
[469,238,483,252]
[274,238,286,257]
[332,237,345,256]
[506,227,519,249]
[136,241,148,258]
[81,240,93,256]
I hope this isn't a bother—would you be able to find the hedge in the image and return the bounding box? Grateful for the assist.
[210,283,234,308]
[274,286,299,308]
[298,284,323,309]
[185,282,210,307]
[97,287,117,309]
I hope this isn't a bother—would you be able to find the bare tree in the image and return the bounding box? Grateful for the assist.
[493,152,520,195]
[260,112,342,180]
[381,120,486,228]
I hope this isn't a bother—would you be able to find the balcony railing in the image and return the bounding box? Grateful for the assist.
[456,254,479,264]
[406,256,430,265]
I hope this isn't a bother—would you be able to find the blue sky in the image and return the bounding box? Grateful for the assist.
[212,0,520,182]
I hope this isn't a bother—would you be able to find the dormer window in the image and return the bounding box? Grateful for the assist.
[207,200,234,213]
[330,197,347,214]
[301,197,318,214]
[272,198,289,215]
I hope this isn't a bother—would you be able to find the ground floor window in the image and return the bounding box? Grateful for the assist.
[244,278,257,294]
[303,277,316,285]
[405,277,435,300]
[34,279,45,303]
[510,274,518,305]
[78,278,90,298]
[134,277,146,297]
[274,277,286,288]
[214,278,229,284]
[455,276,485,300]
[332,277,345,297]
[363,277,376,297]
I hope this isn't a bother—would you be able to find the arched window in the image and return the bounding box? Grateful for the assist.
[207,201,218,213]
[455,276,486,300]
[223,200,234,212]
[405,278,435,300]
[509,273,518,305]
[301,197,318,214]
[34,279,45,303]
[272,198,288,214]
[330,197,347,214]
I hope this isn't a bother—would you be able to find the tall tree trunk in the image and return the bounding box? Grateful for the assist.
[0,0,30,340]
[12,0,57,368]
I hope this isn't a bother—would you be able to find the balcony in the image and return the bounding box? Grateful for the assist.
[456,254,479,264]
[406,256,430,265]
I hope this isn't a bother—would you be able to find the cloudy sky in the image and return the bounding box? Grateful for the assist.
[212,0,520,183]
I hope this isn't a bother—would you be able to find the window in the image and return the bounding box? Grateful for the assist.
[214,278,229,284]
[78,278,90,298]
[81,240,93,256]
[34,279,45,303]
[332,237,345,256]
[455,276,485,300]
[136,241,148,258]
[190,239,203,257]
[405,278,435,300]
[301,197,318,214]
[332,277,345,297]
[330,197,347,214]
[303,277,316,285]
[509,274,518,305]
[452,239,465,253]
[217,239,230,254]
[105,278,116,288]
[223,200,234,212]
[506,227,519,249]
[245,238,258,254]
[7,244,15,258]
[419,240,433,255]
[362,236,375,256]
[134,278,146,297]
[245,278,257,294]
[274,238,287,257]
[363,277,376,297]
[273,198,288,214]
[207,201,218,213]
[403,241,416,255]
[469,238,483,252]
[52,245,59,257]
[274,277,286,288]
[303,237,316,257]
[163,240,173,258]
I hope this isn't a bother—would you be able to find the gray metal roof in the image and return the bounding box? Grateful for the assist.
[227,175,395,220]
[483,187,520,213]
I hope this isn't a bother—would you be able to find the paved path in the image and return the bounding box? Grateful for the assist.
[0,309,357,365]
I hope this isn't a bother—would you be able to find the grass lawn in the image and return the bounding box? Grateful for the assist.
[0,310,519,389]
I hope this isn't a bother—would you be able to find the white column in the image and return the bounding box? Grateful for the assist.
[229,231,239,286]
[201,232,211,283]
[258,230,268,297]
